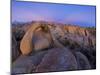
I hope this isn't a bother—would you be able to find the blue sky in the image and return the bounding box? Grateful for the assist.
[12,0,96,27]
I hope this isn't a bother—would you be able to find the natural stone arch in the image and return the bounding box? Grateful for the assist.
[20,23,53,55]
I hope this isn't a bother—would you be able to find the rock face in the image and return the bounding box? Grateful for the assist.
[20,23,41,55]
[74,52,91,70]
[12,48,77,74]
[12,27,25,61]
[12,35,18,61]
[35,48,77,72]
[61,25,95,48]
[12,50,48,74]
[63,25,90,36]
[32,29,52,51]
[12,34,21,61]
[12,21,96,74]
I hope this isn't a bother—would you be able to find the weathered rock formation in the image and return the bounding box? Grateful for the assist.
[20,23,53,55]
[11,21,96,74]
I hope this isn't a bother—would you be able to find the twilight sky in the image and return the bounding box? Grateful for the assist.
[12,0,96,27]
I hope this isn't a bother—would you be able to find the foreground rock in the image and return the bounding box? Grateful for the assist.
[12,47,78,74]
[11,49,48,74]
[35,48,77,73]
[74,52,91,70]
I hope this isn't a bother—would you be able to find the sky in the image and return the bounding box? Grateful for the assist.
[12,0,96,27]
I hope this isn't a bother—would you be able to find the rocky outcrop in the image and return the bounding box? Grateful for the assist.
[57,25,96,49]
[12,21,96,74]
[20,23,53,55]
[63,25,90,36]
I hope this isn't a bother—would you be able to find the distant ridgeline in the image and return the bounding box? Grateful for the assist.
[12,21,96,28]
